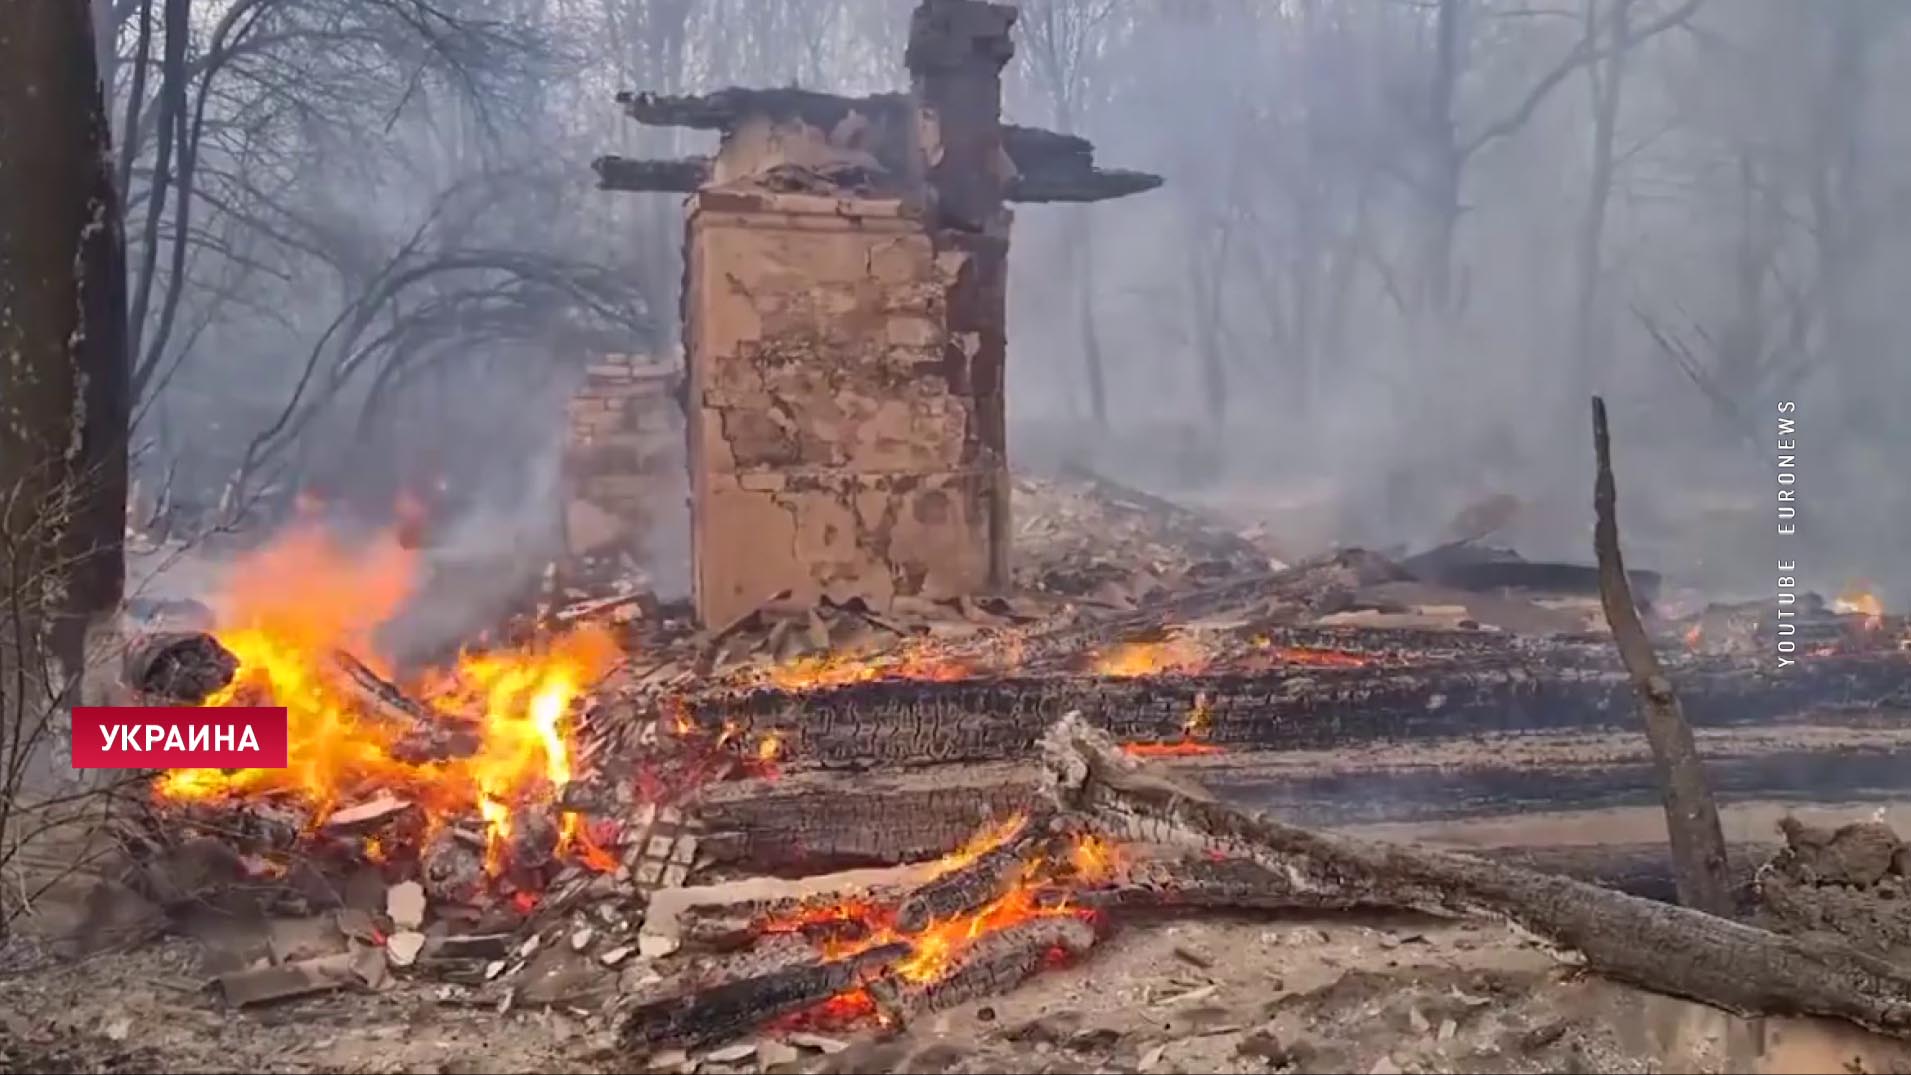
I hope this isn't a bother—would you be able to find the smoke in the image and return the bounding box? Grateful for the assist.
[128,0,1911,615]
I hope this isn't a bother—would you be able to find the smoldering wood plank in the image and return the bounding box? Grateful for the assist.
[695,762,1043,874]
[619,943,909,1054]
[688,652,1911,772]
[693,734,1911,877]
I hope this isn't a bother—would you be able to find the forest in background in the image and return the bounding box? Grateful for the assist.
[94,0,1911,597]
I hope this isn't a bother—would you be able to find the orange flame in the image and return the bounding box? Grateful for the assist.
[1834,583,1885,631]
[1120,692,1222,757]
[1092,639,1209,678]
[153,521,622,879]
[1683,623,1704,649]
[768,822,1116,992]
[767,640,976,691]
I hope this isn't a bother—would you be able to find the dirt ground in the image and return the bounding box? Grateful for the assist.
[6,908,1909,1075]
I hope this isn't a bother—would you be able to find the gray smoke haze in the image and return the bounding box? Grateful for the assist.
[120,0,1911,620]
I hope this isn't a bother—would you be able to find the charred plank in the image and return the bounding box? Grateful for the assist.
[894,816,1053,933]
[871,916,1098,1022]
[618,943,909,1053]
[331,651,480,761]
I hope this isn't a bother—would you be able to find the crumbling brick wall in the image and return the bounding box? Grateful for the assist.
[684,189,1007,625]
[563,352,684,588]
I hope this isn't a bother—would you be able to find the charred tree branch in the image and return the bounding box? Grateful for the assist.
[1592,396,1732,915]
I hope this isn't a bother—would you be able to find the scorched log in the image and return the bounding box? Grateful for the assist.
[894,814,1057,933]
[619,942,909,1053]
[1039,714,1911,1040]
[867,916,1099,1025]
[688,651,1911,771]
[694,762,1043,875]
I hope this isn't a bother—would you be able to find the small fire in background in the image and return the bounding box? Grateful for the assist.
[1249,635,1370,668]
[1093,638,1209,678]
[154,518,623,888]
[767,639,978,691]
[1683,623,1704,650]
[1834,582,1885,632]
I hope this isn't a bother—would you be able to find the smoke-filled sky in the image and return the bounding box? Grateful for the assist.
[121,0,1911,610]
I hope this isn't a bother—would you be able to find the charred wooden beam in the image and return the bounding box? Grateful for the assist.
[619,943,909,1054]
[870,915,1098,1023]
[125,630,238,701]
[688,651,1911,772]
[894,815,1053,932]
[695,762,1042,874]
[330,651,480,761]
[1007,166,1162,204]
[607,90,1159,205]
[1040,714,1911,1040]
[616,87,903,132]
[592,155,710,193]
[1085,844,1774,912]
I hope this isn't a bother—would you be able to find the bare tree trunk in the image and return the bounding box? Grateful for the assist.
[1591,398,1732,916]
[0,0,131,817]
[1420,0,1465,321]
[1070,210,1109,427]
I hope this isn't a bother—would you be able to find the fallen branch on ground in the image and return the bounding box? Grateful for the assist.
[1039,713,1911,1040]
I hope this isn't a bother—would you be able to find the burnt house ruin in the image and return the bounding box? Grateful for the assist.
[592,0,1160,627]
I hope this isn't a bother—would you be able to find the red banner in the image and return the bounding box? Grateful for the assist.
[71,707,289,769]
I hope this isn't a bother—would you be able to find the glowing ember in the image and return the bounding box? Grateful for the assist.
[1683,624,1704,649]
[1120,693,1221,757]
[153,521,622,880]
[1834,583,1885,631]
[767,823,1118,996]
[1120,740,1223,758]
[757,733,782,762]
[1251,636,1368,667]
[1092,639,1209,678]
[766,640,976,690]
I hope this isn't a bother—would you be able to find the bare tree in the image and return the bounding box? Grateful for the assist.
[0,0,132,671]
[1018,0,1121,426]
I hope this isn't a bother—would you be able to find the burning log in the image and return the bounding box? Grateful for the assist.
[868,915,1098,1024]
[125,631,238,701]
[690,648,1911,772]
[894,814,1054,933]
[1040,714,1911,1040]
[330,650,480,761]
[619,943,911,1054]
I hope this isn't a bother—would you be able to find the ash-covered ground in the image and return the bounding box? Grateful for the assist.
[9,908,1908,1075]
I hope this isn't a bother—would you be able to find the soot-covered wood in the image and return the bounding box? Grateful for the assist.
[619,943,909,1053]
[688,649,1910,772]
